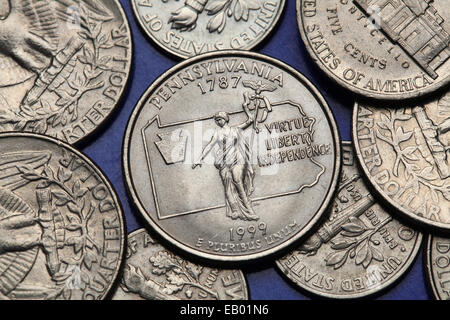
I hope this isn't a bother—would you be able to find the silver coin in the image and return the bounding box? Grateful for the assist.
[131,0,285,59]
[425,234,450,300]
[296,0,450,100]
[276,141,423,299]
[0,0,132,144]
[353,91,450,231]
[123,51,341,263]
[111,228,249,300]
[0,133,125,300]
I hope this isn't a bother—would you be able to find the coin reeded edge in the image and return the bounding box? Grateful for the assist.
[74,0,133,146]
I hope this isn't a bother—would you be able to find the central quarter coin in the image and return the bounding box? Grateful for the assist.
[123,51,341,263]
[296,0,450,100]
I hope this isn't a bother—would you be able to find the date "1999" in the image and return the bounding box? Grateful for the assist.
[229,222,267,241]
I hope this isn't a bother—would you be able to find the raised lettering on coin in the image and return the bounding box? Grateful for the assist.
[353,91,450,231]
[296,0,449,100]
[123,51,341,263]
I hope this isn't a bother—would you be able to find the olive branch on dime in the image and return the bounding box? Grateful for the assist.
[325,216,391,270]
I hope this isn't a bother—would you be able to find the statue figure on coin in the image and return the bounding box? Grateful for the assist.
[192,105,259,221]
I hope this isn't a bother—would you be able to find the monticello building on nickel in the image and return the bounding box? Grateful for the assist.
[355,0,450,79]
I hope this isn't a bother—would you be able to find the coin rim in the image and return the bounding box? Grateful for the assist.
[275,141,424,299]
[114,227,250,299]
[352,101,450,232]
[122,50,342,263]
[425,234,445,300]
[0,131,127,300]
[296,0,450,101]
[130,0,286,59]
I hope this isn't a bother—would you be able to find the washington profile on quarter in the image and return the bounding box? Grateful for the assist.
[0,133,125,300]
[353,90,450,231]
[276,142,422,299]
[296,0,450,100]
[0,0,132,144]
[111,228,249,300]
[131,0,285,59]
[123,51,341,263]
[425,235,450,300]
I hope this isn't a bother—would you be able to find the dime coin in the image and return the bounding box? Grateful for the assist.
[123,51,341,263]
[425,235,450,300]
[131,0,285,59]
[0,0,132,144]
[111,228,249,300]
[276,141,422,299]
[353,91,450,231]
[0,133,125,300]
[296,0,450,100]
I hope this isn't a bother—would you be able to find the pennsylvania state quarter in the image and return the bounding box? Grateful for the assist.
[0,133,125,300]
[297,0,450,100]
[123,51,341,263]
[353,91,450,231]
[425,235,450,300]
[0,0,132,144]
[276,142,422,299]
[131,0,285,59]
[111,228,249,300]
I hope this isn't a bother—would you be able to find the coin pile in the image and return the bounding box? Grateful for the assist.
[0,0,447,301]
[280,0,449,299]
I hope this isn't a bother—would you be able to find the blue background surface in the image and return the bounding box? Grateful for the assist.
[81,0,432,300]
